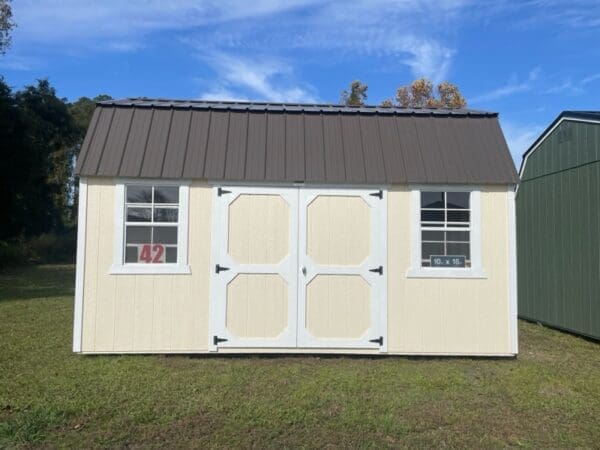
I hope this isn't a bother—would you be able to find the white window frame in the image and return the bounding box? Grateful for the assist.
[110,179,191,275]
[407,185,485,279]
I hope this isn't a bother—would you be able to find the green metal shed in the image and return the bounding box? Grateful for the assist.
[517,111,600,340]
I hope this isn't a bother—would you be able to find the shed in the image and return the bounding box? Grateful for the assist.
[517,111,600,340]
[73,98,519,355]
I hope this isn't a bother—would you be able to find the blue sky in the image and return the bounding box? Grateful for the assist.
[1,0,599,165]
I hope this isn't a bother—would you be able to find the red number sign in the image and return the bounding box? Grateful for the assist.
[137,244,165,263]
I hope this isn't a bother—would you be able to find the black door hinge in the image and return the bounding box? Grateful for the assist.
[369,265,383,275]
[369,336,384,346]
[215,264,230,274]
[369,190,383,199]
[218,187,231,196]
[213,335,228,345]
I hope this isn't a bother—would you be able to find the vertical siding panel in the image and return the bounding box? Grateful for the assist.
[170,277,194,350]
[93,183,116,351]
[81,184,100,352]
[132,277,154,350]
[152,276,173,351]
[190,183,211,350]
[113,277,135,351]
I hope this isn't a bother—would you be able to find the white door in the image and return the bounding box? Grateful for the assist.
[209,186,299,349]
[297,189,387,350]
[210,186,387,352]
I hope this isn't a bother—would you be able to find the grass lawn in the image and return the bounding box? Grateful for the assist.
[0,265,599,448]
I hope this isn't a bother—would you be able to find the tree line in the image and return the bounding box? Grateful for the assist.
[0,77,110,255]
[341,78,466,108]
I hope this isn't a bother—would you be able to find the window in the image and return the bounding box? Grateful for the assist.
[420,191,471,267]
[125,185,179,264]
[112,182,190,274]
[408,187,484,279]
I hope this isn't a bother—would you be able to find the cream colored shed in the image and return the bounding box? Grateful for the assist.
[73,99,519,356]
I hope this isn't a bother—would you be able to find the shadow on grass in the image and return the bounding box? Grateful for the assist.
[0,265,75,302]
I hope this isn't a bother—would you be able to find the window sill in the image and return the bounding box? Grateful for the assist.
[406,267,487,279]
[110,264,191,275]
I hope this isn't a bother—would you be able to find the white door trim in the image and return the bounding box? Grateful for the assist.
[209,186,299,350]
[297,188,388,351]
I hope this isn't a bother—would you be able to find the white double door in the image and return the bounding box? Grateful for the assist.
[209,186,387,351]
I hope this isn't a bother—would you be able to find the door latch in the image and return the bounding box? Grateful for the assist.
[301,266,307,276]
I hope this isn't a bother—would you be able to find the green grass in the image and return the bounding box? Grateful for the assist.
[0,265,599,448]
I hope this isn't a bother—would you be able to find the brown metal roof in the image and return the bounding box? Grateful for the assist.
[76,98,518,185]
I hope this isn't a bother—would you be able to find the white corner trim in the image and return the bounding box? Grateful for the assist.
[408,186,484,279]
[507,188,518,354]
[73,178,88,353]
[111,181,190,275]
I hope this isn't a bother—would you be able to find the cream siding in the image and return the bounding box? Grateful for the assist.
[80,178,212,352]
[78,180,513,355]
[387,186,512,355]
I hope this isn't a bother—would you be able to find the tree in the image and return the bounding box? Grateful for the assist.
[0,0,15,54]
[341,80,368,106]
[68,94,112,220]
[0,79,79,239]
[395,78,466,108]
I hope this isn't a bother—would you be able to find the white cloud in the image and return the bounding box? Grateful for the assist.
[501,120,545,165]
[581,73,600,85]
[198,52,319,103]
[470,67,540,104]
[12,0,467,85]
[11,0,319,42]
[543,78,584,95]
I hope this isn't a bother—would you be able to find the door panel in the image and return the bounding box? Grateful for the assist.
[210,187,298,349]
[298,189,387,350]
